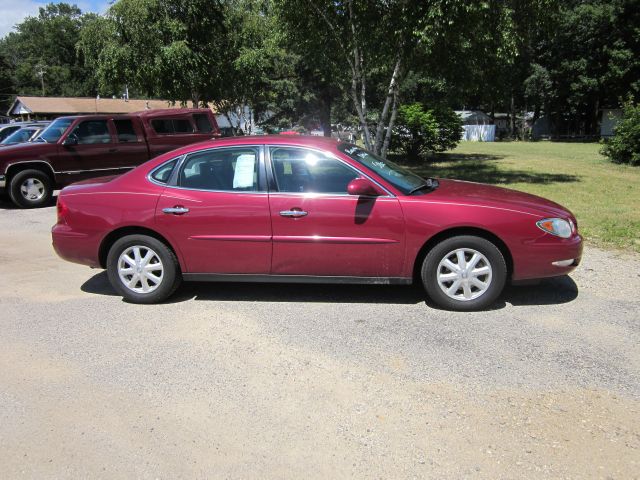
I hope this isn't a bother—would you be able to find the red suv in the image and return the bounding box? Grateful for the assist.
[52,136,582,311]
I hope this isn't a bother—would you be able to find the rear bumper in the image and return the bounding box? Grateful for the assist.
[51,223,101,268]
[0,174,6,188]
[512,234,583,281]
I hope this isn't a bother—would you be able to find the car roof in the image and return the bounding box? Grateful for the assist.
[161,134,345,159]
[132,108,212,118]
[1,121,50,128]
[214,134,340,147]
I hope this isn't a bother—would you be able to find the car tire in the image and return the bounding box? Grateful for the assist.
[9,169,53,208]
[106,234,182,304]
[421,235,507,311]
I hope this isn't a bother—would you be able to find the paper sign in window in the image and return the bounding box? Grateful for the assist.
[233,154,255,188]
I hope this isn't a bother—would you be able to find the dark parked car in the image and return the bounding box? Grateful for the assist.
[0,109,219,208]
[0,121,49,142]
[52,136,582,311]
[0,122,50,146]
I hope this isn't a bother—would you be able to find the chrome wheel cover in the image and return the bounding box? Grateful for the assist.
[117,245,164,294]
[436,248,493,301]
[20,178,45,201]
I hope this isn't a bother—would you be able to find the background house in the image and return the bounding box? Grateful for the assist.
[455,110,496,141]
[7,96,182,120]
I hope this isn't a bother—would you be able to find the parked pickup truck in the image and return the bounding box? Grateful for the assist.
[0,108,219,208]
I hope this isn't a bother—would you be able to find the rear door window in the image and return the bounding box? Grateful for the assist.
[114,119,139,142]
[178,147,261,192]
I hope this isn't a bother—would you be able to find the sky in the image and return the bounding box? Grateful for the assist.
[0,0,110,38]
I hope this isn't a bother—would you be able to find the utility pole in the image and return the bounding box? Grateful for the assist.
[35,64,46,96]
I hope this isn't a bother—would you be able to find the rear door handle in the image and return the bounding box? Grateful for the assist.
[108,148,118,153]
[280,209,308,218]
[163,206,190,215]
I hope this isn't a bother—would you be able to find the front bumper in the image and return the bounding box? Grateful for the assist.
[0,174,6,188]
[512,234,583,281]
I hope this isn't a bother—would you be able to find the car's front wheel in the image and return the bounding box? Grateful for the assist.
[9,169,53,208]
[421,235,507,311]
[106,234,182,304]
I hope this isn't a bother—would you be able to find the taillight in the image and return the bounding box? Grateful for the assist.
[56,197,69,224]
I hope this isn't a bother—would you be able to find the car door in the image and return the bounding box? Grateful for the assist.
[155,145,272,274]
[267,146,406,278]
[54,118,119,183]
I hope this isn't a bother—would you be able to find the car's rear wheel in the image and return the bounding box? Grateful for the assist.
[106,234,181,304]
[421,235,507,311]
[9,169,53,208]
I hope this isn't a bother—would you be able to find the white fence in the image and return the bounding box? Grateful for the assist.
[461,124,496,142]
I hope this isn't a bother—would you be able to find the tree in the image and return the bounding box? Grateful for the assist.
[392,103,462,158]
[79,0,230,105]
[601,100,640,166]
[0,3,96,97]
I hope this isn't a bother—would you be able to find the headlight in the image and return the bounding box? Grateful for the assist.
[536,218,573,238]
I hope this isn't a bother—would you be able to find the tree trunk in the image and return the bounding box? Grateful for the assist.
[223,112,235,136]
[347,0,372,149]
[373,54,402,155]
[319,94,332,137]
[381,88,399,158]
[510,95,516,139]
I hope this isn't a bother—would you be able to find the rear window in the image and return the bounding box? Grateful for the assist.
[150,159,178,184]
[194,114,213,133]
[114,119,138,142]
[151,118,195,135]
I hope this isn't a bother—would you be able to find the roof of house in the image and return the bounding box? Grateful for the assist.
[455,110,492,123]
[7,96,185,116]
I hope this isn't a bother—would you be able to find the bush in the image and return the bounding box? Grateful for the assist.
[392,103,462,158]
[601,101,640,166]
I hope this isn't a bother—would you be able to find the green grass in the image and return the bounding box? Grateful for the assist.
[396,141,640,252]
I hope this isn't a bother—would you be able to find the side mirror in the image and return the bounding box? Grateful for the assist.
[63,133,78,146]
[347,177,382,197]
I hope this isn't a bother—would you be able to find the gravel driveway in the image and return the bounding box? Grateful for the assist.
[0,200,638,479]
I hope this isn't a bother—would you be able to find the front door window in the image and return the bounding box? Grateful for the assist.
[270,147,358,194]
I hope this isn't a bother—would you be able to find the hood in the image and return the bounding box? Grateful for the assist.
[428,179,573,218]
[0,141,55,160]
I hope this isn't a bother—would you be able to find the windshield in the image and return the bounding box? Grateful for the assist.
[338,143,435,195]
[38,118,73,143]
[1,128,36,145]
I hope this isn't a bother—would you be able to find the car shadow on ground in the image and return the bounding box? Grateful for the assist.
[390,152,581,186]
[81,271,579,309]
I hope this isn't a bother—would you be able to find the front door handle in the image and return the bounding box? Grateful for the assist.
[163,206,190,215]
[280,209,308,218]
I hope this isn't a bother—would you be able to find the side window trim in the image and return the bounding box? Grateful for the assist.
[165,145,266,193]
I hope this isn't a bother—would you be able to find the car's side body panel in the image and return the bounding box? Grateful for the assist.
[155,189,272,274]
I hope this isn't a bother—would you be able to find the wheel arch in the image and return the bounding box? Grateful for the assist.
[5,160,56,182]
[412,227,514,283]
[98,226,182,270]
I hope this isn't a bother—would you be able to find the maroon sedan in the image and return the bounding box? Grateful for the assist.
[52,136,582,310]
